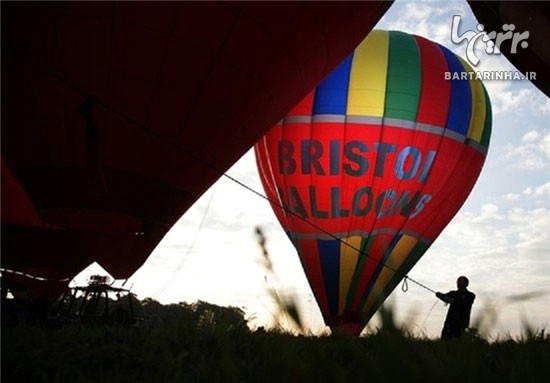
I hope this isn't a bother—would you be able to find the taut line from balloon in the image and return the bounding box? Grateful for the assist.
[220,171,437,295]
[150,186,217,299]
[0,267,72,284]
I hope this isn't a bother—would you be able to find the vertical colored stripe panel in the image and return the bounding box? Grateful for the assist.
[358,233,400,309]
[254,139,285,225]
[460,58,486,143]
[468,79,486,143]
[312,54,354,115]
[349,234,392,311]
[414,35,451,128]
[318,239,341,317]
[338,236,362,315]
[361,235,418,314]
[440,45,471,137]
[347,30,389,118]
[345,235,375,309]
[297,239,331,320]
[384,31,422,121]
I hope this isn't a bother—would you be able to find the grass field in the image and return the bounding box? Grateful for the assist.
[3,299,549,383]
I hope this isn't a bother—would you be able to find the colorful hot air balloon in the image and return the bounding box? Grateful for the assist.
[254,30,492,335]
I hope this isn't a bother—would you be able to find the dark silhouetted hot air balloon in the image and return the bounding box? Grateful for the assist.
[467,1,550,98]
[255,30,492,335]
[1,2,391,301]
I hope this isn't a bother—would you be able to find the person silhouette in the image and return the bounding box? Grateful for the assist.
[436,276,475,340]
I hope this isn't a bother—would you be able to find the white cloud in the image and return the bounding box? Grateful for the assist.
[376,0,468,44]
[541,133,550,158]
[522,182,550,202]
[521,130,540,143]
[473,203,504,223]
[508,146,546,170]
[446,205,550,282]
[533,182,550,197]
[504,131,550,171]
[403,2,433,21]
[502,193,520,201]
[508,207,550,262]
[489,88,535,116]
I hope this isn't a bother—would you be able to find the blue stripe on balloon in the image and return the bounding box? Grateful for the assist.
[312,53,354,115]
[439,45,471,137]
[317,239,341,316]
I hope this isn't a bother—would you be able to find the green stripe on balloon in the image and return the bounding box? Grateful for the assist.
[385,31,422,121]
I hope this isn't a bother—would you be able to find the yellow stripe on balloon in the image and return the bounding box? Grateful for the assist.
[361,235,418,314]
[347,30,389,118]
[339,236,362,315]
[460,58,486,143]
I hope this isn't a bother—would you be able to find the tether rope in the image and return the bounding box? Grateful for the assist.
[220,169,437,295]
[0,268,71,283]
[150,186,217,298]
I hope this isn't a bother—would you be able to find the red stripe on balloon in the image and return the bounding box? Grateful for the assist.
[414,35,451,128]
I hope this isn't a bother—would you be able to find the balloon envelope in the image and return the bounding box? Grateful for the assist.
[1,2,391,297]
[255,30,492,335]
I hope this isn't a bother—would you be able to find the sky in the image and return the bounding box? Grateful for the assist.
[74,0,550,339]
